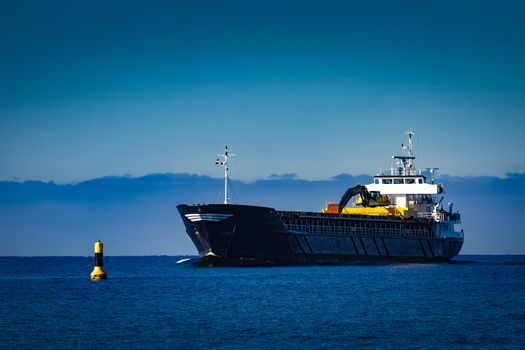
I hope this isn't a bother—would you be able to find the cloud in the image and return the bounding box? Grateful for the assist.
[1,172,524,255]
[268,173,298,179]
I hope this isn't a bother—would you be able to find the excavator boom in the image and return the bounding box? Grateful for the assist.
[324,184,373,214]
[325,184,391,214]
[339,184,371,210]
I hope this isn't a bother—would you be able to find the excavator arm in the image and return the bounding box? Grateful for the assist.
[339,184,372,210]
[325,184,390,214]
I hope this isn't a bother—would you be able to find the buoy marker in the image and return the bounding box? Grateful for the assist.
[90,240,108,280]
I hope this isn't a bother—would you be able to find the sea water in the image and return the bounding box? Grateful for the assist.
[0,256,523,349]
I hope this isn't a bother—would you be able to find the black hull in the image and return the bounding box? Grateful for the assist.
[177,204,463,266]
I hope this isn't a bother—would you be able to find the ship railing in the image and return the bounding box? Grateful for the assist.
[417,211,461,223]
[285,224,434,238]
[417,212,445,221]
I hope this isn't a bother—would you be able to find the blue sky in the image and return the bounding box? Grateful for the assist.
[1,0,524,182]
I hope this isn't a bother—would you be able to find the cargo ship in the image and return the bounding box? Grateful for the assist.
[177,130,463,265]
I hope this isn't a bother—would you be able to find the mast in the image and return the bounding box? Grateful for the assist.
[224,146,228,205]
[392,129,416,176]
[404,129,415,175]
[215,145,235,204]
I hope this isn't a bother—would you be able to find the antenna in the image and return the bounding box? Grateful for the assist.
[391,130,416,175]
[393,129,416,176]
[405,129,415,158]
[405,129,415,174]
[215,145,235,204]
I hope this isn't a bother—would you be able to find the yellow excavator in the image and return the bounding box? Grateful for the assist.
[322,184,412,217]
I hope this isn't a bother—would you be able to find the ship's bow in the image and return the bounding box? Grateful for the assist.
[177,203,289,263]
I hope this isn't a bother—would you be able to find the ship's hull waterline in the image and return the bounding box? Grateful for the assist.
[177,204,463,266]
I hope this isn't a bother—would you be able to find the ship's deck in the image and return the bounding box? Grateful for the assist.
[276,210,436,239]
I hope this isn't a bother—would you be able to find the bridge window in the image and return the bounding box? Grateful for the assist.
[418,179,423,184]
[393,179,403,184]
[374,179,380,184]
[404,178,415,184]
[382,179,392,184]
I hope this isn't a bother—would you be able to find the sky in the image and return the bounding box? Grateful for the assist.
[1,0,524,182]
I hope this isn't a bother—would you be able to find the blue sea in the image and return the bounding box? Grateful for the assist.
[0,256,523,349]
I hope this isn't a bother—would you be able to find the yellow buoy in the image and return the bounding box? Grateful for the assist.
[90,240,107,281]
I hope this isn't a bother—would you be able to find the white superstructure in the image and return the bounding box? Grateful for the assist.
[364,130,462,238]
